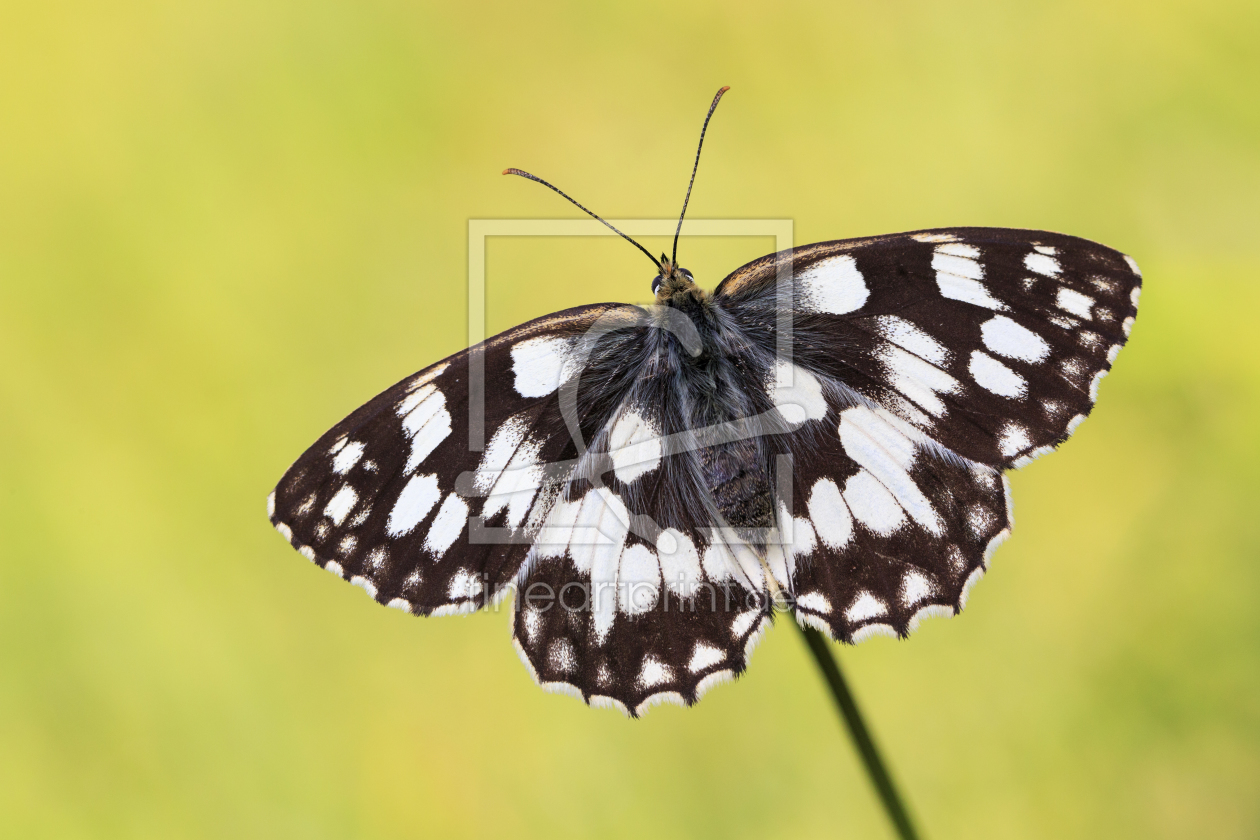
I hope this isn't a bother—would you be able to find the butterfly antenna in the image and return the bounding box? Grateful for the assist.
[503,168,662,271]
[671,85,729,268]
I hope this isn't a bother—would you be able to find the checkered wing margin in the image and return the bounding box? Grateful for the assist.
[713,226,1140,640]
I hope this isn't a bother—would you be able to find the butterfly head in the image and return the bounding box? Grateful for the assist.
[653,255,700,304]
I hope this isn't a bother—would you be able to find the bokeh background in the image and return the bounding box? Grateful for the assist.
[2,1,1258,837]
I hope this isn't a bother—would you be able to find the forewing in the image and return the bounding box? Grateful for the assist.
[268,303,643,616]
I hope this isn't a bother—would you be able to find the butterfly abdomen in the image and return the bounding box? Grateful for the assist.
[669,304,778,540]
[700,439,774,533]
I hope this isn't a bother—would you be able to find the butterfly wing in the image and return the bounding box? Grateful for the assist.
[713,227,1140,640]
[268,303,645,616]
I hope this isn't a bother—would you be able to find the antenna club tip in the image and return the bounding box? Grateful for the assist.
[718,86,730,93]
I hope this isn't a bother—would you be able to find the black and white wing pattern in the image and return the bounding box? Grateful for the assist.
[269,303,640,618]
[269,303,777,716]
[270,225,1140,716]
[714,226,1141,641]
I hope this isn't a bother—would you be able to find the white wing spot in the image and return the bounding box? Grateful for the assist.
[902,571,934,607]
[1124,255,1142,277]
[447,568,483,600]
[933,271,1007,311]
[1090,275,1119,294]
[323,486,358,526]
[386,473,441,537]
[397,385,453,473]
[1024,251,1061,277]
[569,488,630,574]
[657,529,702,598]
[981,315,1050,363]
[688,643,726,673]
[970,350,1028,398]
[846,592,888,623]
[1078,330,1103,350]
[796,592,831,614]
[618,543,661,615]
[798,255,868,314]
[475,415,545,530]
[873,315,950,365]
[770,360,828,424]
[839,407,942,535]
[523,607,542,644]
[877,342,961,416]
[638,656,673,689]
[566,489,630,642]
[331,441,365,474]
[1056,287,1096,320]
[1034,244,1057,255]
[936,242,980,259]
[1122,316,1135,337]
[731,609,760,639]
[931,245,1005,309]
[406,363,449,392]
[474,416,526,493]
[424,493,468,557]
[510,336,574,398]
[807,478,854,548]
[998,423,1032,457]
[482,442,544,529]
[549,639,577,675]
[933,250,983,279]
[843,470,907,536]
[967,505,996,539]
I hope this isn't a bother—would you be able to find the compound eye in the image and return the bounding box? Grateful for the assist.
[651,275,663,294]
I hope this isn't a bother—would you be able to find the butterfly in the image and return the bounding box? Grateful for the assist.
[268,87,1141,716]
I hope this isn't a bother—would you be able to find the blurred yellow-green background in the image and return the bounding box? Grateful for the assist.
[3,1,1258,837]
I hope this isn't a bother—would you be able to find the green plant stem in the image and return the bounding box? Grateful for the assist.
[796,621,923,840]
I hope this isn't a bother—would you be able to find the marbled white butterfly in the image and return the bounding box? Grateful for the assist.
[268,87,1141,716]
